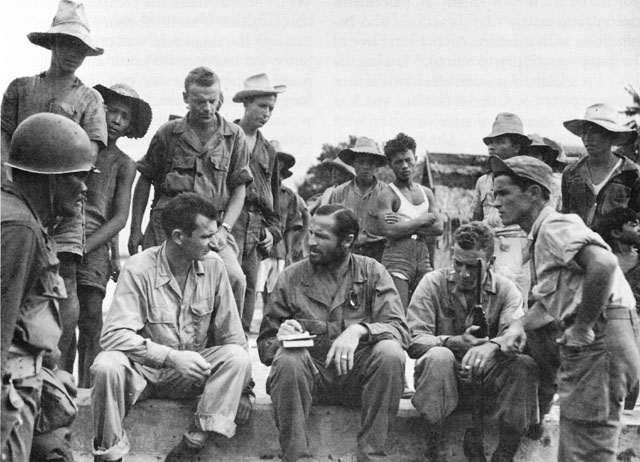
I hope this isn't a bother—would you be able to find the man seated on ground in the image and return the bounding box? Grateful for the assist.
[257,204,409,462]
[408,222,539,462]
[91,193,251,462]
[377,132,443,309]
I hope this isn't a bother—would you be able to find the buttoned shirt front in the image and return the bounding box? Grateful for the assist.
[136,113,253,214]
[407,267,523,359]
[100,243,247,380]
[328,177,387,246]
[257,254,409,366]
[527,206,635,323]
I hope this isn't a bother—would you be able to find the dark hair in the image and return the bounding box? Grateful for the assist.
[595,207,639,248]
[454,222,495,257]
[496,172,551,201]
[384,133,417,160]
[161,192,219,237]
[184,67,220,92]
[242,94,277,106]
[315,204,359,244]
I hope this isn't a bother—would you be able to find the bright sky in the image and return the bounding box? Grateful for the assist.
[2,0,638,188]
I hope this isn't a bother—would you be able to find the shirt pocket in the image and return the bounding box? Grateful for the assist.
[206,144,230,172]
[146,308,178,346]
[343,282,367,322]
[189,299,214,350]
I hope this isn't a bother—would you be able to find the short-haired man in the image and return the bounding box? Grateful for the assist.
[129,66,252,321]
[91,193,252,462]
[232,73,285,332]
[2,113,96,462]
[494,156,640,462]
[1,0,108,374]
[258,204,409,462]
[471,113,531,303]
[378,132,443,308]
[308,157,356,215]
[328,137,388,262]
[408,222,538,462]
[561,103,640,229]
[73,83,151,387]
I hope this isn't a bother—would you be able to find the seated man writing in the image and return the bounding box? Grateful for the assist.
[257,204,409,462]
[407,222,539,462]
[90,193,251,462]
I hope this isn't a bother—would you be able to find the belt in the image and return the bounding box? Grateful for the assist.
[4,352,43,380]
[410,234,427,242]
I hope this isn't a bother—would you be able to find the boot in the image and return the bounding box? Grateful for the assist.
[164,437,204,462]
[424,424,446,462]
[491,425,521,462]
[463,427,486,462]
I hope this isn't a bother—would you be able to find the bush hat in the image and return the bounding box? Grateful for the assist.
[563,103,637,146]
[526,133,567,166]
[338,137,387,167]
[94,84,152,139]
[483,113,532,147]
[28,0,103,57]
[271,140,295,179]
[489,155,554,194]
[233,74,286,103]
[320,157,356,178]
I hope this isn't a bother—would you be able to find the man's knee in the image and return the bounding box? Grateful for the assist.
[415,346,456,373]
[91,351,130,383]
[368,339,405,370]
[507,354,539,384]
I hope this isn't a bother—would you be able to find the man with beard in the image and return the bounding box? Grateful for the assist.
[2,113,96,462]
[257,204,409,462]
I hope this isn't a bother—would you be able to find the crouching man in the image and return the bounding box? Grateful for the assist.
[257,204,409,462]
[91,193,251,462]
[408,222,539,462]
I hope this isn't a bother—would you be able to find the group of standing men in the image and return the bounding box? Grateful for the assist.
[2,2,640,462]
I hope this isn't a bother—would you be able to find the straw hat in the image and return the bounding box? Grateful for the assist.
[320,157,356,178]
[483,113,531,146]
[28,0,103,56]
[232,74,286,103]
[563,103,637,146]
[338,137,387,167]
[94,84,152,139]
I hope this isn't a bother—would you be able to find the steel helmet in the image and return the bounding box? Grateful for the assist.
[6,113,95,174]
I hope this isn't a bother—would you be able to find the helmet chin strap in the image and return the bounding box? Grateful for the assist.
[47,176,59,236]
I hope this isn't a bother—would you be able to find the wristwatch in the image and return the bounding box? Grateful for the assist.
[221,222,232,233]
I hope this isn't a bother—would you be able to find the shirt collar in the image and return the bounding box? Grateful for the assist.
[528,206,555,242]
[154,242,205,288]
[173,113,233,136]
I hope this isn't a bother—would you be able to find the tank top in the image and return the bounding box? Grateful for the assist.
[388,183,430,220]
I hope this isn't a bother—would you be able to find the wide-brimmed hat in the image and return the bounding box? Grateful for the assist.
[271,140,295,178]
[338,137,387,167]
[28,0,103,57]
[232,74,286,103]
[94,84,152,139]
[483,113,531,147]
[563,103,637,146]
[489,155,554,194]
[320,157,356,178]
[526,133,567,166]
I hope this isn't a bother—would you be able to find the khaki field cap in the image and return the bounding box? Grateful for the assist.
[489,155,554,194]
[563,103,637,146]
[28,0,103,56]
[527,133,567,165]
[271,140,296,179]
[483,113,532,146]
[94,84,153,139]
[338,137,387,167]
[232,74,286,103]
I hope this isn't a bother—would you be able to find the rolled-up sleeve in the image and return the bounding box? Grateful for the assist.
[226,130,253,189]
[100,266,172,368]
[257,276,292,366]
[80,89,107,147]
[209,261,248,349]
[1,79,20,137]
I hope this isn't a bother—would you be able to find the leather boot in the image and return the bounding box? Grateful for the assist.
[424,424,446,462]
[491,425,521,462]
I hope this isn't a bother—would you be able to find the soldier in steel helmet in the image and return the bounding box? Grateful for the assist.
[1,113,96,462]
